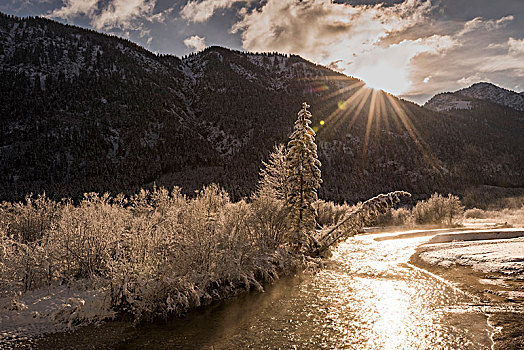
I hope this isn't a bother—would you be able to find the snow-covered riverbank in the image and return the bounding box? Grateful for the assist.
[420,228,524,276]
[411,227,524,349]
[0,280,114,344]
[0,187,316,346]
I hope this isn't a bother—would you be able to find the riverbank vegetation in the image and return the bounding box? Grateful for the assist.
[0,186,301,322]
[375,193,465,227]
[375,192,524,228]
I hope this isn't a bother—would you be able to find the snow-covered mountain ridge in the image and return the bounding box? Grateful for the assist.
[425,82,524,112]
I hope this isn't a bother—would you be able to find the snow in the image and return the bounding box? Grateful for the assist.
[200,121,245,156]
[0,281,114,344]
[425,82,524,112]
[496,291,524,300]
[181,63,196,84]
[420,234,524,275]
[424,93,472,112]
[107,127,120,163]
[458,82,524,112]
[230,62,257,81]
[478,278,507,286]
[427,228,524,243]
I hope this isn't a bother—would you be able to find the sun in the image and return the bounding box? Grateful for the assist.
[353,61,411,96]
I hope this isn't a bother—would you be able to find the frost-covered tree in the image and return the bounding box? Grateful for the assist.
[285,102,322,247]
[257,144,288,201]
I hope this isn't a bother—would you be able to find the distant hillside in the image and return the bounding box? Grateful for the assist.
[425,82,524,112]
[1,12,523,204]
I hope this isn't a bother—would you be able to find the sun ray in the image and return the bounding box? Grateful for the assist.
[373,90,383,157]
[311,77,441,172]
[319,83,367,131]
[362,89,378,167]
[318,80,365,103]
[385,94,440,168]
[342,86,373,132]
[377,91,390,134]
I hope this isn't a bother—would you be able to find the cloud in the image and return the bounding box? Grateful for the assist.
[475,55,524,75]
[184,35,206,51]
[181,0,250,23]
[457,74,488,87]
[93,0,155,29]
[508,37,524,55]
[227,0,522,101]
[405,14,524,102]
[230,0,453,95]
[458,15,514,36]
[50,0,166,31]
[51,0,98,19]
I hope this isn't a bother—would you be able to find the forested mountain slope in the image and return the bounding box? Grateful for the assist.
[1,13,522,203]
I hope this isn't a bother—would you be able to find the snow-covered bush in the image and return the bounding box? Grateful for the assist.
[50,193,127,279]
[0,184,296,322]
[314,200,353,227]
[373,207,412,227]
[0,194,61,291]
[1,194,59,243]
[412,193,464,226]
[464,208,487,219]
[249,194,290,247]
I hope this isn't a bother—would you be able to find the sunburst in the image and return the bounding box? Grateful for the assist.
[302,74,440,169]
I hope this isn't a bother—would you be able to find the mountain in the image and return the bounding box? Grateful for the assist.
[1,12,523,205]
[425,82,524,112]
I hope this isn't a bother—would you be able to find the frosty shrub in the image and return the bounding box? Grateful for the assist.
[464,208,487,219]
[374,207,412,227]
[1,194,59,243]
[314,200,353,227]
[462,207,524,226]
[0,194,61,290]
[412,193,464,226]
[50,193,127,279]
[0,184,294,320]
[392,208,412,226]
[250,194,290,247]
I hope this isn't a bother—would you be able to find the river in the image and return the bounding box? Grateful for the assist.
[27,232,495,349]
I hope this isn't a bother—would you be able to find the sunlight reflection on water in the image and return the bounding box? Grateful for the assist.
[323,236,490,349]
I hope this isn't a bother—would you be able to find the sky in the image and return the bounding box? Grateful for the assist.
[1,0,523,104]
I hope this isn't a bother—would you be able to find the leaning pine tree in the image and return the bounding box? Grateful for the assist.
[286,102,322,250]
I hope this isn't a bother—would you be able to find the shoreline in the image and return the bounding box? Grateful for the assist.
[410,242,524,349]
[1,248,314,348]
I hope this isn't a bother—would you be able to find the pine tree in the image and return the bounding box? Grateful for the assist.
[257,143,288,201]
[285,102,322,248]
